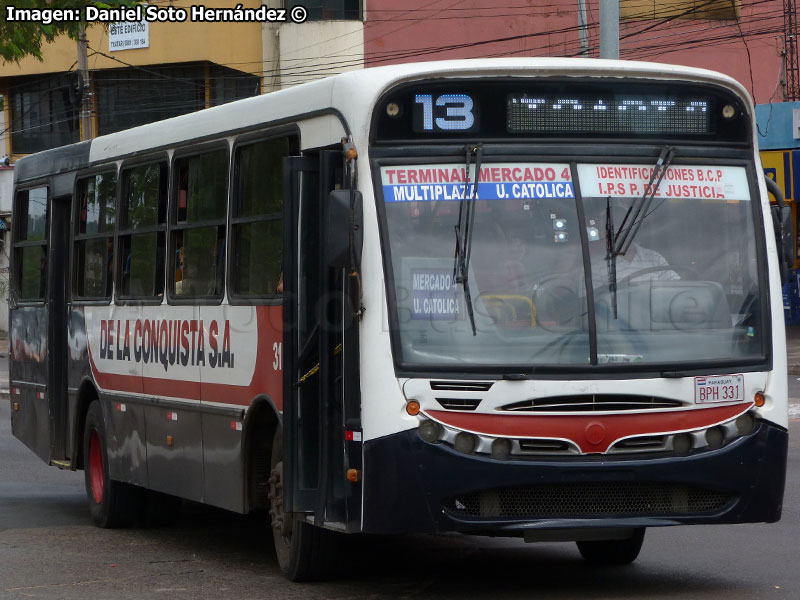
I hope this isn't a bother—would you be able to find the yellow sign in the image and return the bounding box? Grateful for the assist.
[761,149,800,202]
[761,149,800,266]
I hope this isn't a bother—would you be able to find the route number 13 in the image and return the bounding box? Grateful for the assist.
[414,93,477,132]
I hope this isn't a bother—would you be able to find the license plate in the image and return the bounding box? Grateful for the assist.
[694,374,745,404]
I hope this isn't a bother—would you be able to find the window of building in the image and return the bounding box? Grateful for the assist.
[171,148,228,299]
[285,0,360,21]
[118,162,167,299]
[95,64,261,136]
[73,172,116,300]
[230,135,298,298]
[10,74,79,154]
[13,187,48,301]
[621,0,739,20]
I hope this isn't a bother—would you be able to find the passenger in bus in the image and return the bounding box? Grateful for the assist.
[175,245,184,294]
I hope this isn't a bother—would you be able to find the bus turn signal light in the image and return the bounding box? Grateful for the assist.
[406,400,421,415]
[754,392,765,407]
[347,469,361,483]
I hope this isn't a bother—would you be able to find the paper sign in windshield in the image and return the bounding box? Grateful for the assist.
[577,164,750,201]
[382,163,574,203]
[410,268,462,320]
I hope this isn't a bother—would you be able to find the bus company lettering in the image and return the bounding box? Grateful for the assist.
[578,164,751,201]
[382,162,574,204]
[595,182,726,199]
[594,166,724,183]
[384,166,560,185]
[98,319,234,372]
[411,269,460,319]
[413,272,452,291]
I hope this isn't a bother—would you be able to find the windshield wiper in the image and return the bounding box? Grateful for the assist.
[614,145,675,256]
[605,196,619,318]
[453,143,483,336]
[603,146,675,319]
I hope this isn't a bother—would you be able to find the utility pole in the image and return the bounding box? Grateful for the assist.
[577,0,590,56]
[77,26,92,141]
[599,0,620,60]
[785,0,799,101]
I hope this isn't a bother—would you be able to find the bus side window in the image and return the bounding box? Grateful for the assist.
[170,148,228,299]
[118,161,168,299]
[230,134,298,299]
[12,186,49,302]
[73,172,116,300]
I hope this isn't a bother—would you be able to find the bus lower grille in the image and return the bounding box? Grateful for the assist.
[443,482,733,519]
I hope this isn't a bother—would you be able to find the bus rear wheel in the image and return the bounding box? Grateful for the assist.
[576,528,646,565]
[83,401,143,528]
[268,429,338,581]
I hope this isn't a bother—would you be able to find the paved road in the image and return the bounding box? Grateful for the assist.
[1,397,798,599]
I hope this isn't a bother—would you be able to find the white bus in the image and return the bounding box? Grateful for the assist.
[9,58,789,580]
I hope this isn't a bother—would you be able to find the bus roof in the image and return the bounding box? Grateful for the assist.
[15,57,750,184]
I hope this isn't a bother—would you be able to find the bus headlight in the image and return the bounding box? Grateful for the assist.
[418,420,443,443]
[672,433,693,454]
[454,432,477,454]
[491,438,512,460]
[735,412,755,436]
[705,426,725,449]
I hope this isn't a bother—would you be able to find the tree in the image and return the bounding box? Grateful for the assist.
[0,0,133,63]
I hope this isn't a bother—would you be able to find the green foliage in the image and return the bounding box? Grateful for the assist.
[0,0,135,63]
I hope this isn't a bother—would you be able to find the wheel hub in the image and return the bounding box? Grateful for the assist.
[88,429,104,504]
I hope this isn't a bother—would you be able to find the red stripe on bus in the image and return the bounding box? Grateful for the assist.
[425,403,752,453]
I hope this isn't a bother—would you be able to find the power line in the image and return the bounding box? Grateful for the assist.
[1,0,789,147]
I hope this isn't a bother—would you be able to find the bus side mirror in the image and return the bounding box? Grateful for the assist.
[325,189,363,268]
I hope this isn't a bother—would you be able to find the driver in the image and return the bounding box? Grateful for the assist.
[586,210,679,287]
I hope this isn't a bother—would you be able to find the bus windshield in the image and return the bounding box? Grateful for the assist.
[379,161,764,370]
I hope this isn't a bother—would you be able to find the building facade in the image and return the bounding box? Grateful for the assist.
[262,0,788,107]
[0,0,265,160]
[1,0,795,333]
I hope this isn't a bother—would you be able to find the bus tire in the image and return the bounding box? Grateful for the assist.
[576,528,646,565]
[83,400,143,528]
[268,429,338,581]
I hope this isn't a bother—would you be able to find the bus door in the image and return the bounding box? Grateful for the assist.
[282,149,349,525]
[46,193,71,465]
[9,187,70,465]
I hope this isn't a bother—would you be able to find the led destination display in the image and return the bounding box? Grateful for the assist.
[374,80,746,142]
[507,94,710,135]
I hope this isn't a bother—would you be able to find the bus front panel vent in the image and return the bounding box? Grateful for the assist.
[500,395,685,412]
[435,398,482,411]
[443,482,734,519]
[430,381,494,392]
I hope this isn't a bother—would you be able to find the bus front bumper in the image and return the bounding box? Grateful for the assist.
[361,420,787,536]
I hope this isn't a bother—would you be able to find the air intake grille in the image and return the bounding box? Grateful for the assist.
[500,395,685,412]
[444,482,733,519]
[518,439,573,453]
[431,381,493,392]
[436,398,482,411]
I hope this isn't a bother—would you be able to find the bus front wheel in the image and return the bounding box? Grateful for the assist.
[268,429,338,581]
[576,528,646,565]
[83,400,143,528]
